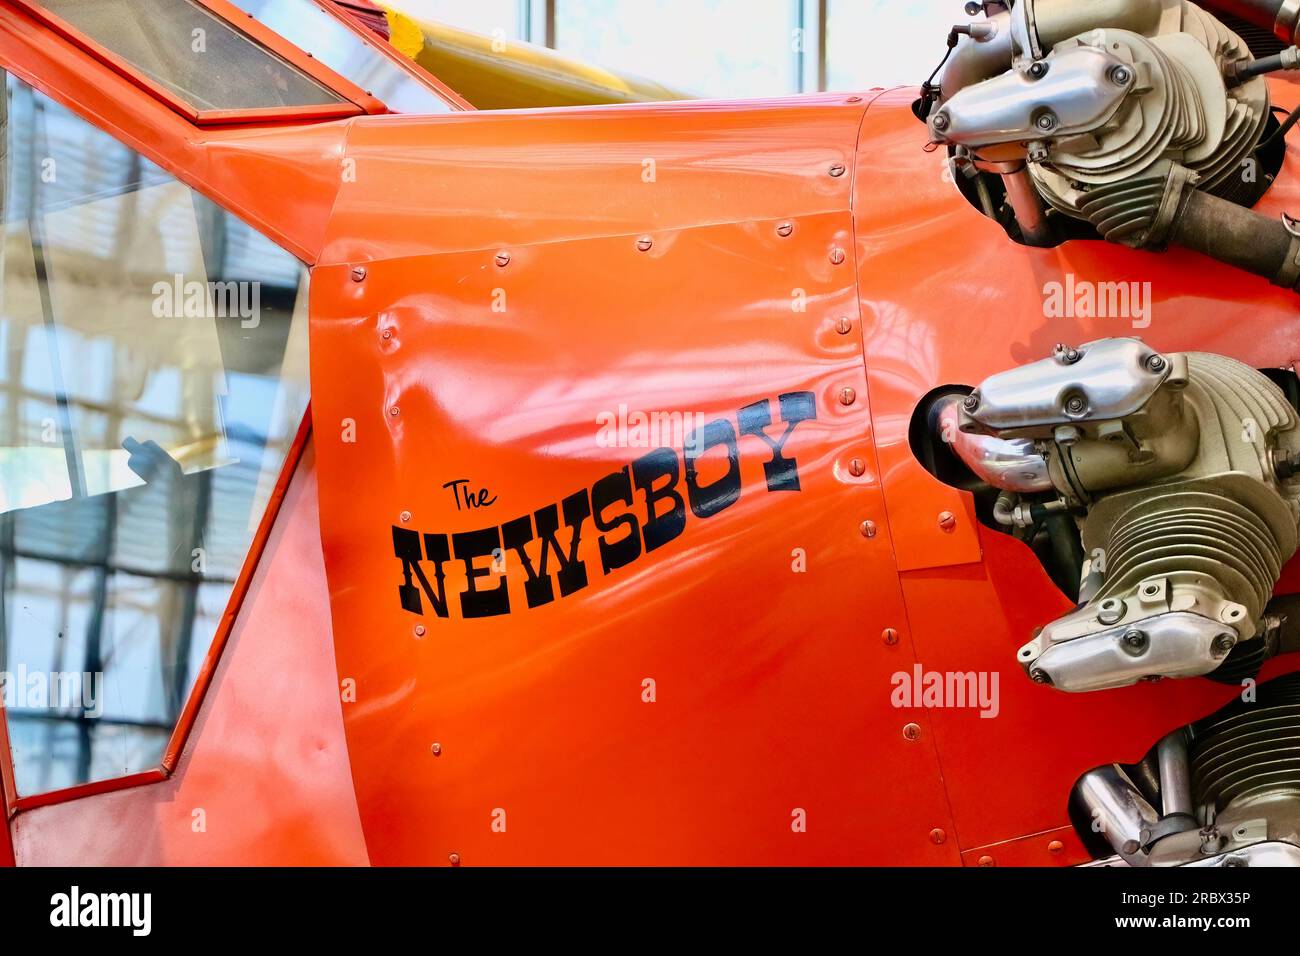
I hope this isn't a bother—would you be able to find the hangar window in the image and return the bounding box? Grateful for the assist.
[24,0,364,122]
[0,72,311,801]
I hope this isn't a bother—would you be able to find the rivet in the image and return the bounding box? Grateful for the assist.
[449,852,461,866]
[829,247,846,265]
[389,405,400,417]
[1048,840,1064,854]
[882,627,899,645]
[829,163,846,178]
[848,458,866,477]
[400,511,412,523]
[431,742,441,755]
[636,236,653,252]
[350,266,367,282]
[381,328,392,340]
[494,251,510,267]
[777,221,794,237]
[978,855,996,867]
[846,95,863,103]
[930,828,946,845]
[903,722,921,741]
[414,624,426,638]
[839,386,856,406]
[938,511,957,531]
[860,520,877,538]
[835,316,852,334]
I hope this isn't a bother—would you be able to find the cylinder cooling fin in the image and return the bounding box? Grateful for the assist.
[1071,672,1300,865]
[914,337,1300,694]
[922,0,1300,288]
[1193,671,1300,811]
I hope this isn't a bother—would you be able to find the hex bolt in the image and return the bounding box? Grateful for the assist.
[1064,395,1087,416]
[431,742,441,755]
[494,251,511,267]
[1212,633,1236,656]
[932,112,950,132]
[414,624,426,638]
[963,392,980,411]
[938,511,957,531]
[829,163,846,178]
[829,247,846,265]
[848,458,866,477]
[1097,599,1124,625]
[1110,65,1132,86]
[835,316,852,334]
[903,722,922,741]
[1145,354,1167,373]
[882,627,899,645]
[1054,424,1083,445]
[860,520,877,538]
[636,236,653,252]
[1035,111,1058,132]
[1028,61,1049,79]
[1122,629,1149,655]
[777,221,794,237]
[1054,344,1080,364]
[930,828,946,845]
[1030,669,1051,684]
[840,386,857,406]
[350,266,367,282]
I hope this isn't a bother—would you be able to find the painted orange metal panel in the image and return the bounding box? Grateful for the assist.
[961,825,1091,868]
[308,95,961,864]
[318,94,875,266]
[10,444,371,866]
[6,0,1300,867]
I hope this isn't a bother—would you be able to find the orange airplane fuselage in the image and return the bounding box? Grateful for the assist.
[3,0,1299,867]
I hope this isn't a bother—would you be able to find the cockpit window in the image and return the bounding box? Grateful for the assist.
[0,71,311,798]
[37,0,352,114]
[228,0,456,114]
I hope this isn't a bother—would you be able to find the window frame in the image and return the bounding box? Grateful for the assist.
[0,63,318,815]
[10,0,389,124]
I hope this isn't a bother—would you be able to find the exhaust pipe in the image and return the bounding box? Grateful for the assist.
[1202,0,1300,43]
[1167,188,1300,291]
[1076,764,1160,864]
[935,396,1052,493]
